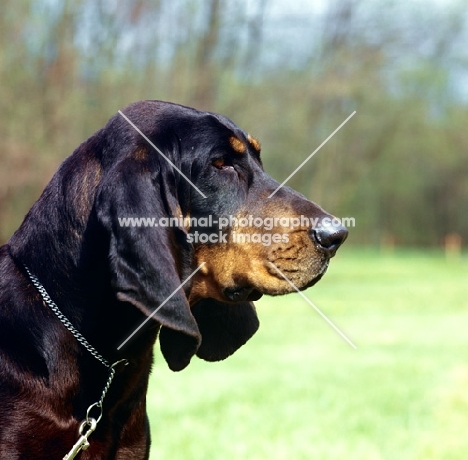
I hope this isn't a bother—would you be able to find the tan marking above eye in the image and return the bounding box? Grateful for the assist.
[247,134,261,153]
[229,136,246,154]
[212,158,225,169]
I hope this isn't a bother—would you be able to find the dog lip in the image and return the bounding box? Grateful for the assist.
[247,289,263,301]
[304,259,329,288]
[319,259,329,275]
[223,286,263,302]
[224,260,329,301]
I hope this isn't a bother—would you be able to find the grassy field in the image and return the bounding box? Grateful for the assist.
[147,247,468,460]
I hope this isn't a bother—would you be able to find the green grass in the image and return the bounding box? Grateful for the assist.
[147,247,468,460]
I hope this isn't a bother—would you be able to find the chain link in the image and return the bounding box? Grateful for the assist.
[24,265,111,368]
[23,264,129,455]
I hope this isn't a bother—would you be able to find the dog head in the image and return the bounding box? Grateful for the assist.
[92,101,347,370]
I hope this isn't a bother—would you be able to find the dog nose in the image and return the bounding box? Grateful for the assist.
[310,221,348,257]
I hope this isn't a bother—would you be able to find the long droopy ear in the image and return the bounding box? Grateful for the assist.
[96,154,201,371]
[159,298,259,364]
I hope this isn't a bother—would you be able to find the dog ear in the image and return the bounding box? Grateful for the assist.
[96,155,201,370]
[160,299,259,365]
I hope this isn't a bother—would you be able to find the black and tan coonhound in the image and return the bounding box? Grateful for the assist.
[0,100,347,459]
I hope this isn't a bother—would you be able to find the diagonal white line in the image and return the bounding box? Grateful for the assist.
[118,110,207,199]
[268,262,357,349]
[117,263,206,350]
[268,111,356,198]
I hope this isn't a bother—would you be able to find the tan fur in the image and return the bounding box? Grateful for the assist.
[229,136,246,154]
[247,134,261,152]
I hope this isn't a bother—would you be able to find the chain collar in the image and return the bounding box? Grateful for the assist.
[23,265,129,459]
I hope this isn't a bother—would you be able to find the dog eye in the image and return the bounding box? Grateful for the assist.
[211,157,237,175]
[212,158,225,169]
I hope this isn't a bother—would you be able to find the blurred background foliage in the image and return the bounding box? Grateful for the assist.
[1,0,467,246]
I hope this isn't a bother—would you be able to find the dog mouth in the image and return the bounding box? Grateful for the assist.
[223,286,264,302]
[223,259,329,302]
